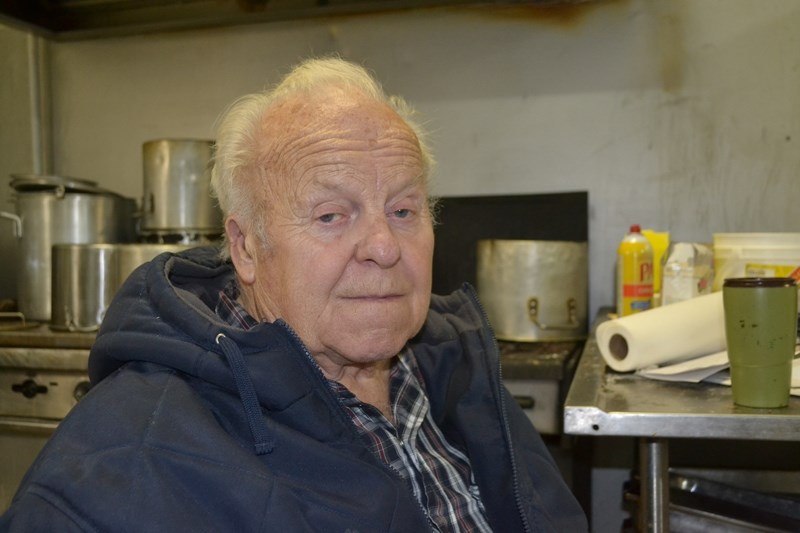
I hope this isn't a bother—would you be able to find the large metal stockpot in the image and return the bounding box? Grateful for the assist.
[51,243,193,331]
[476,239,588,342]
[0,175,136,322]
[141,139,221,237]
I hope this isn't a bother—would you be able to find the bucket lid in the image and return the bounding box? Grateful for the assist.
[713,233,800,247]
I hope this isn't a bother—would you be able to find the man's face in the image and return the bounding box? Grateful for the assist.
[233,88,434,370]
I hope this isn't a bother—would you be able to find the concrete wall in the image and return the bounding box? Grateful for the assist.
[3,0,798,316]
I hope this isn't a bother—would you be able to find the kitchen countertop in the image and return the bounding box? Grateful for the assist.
[564,316,800,440]
[0,323,95,351]
[0,346,91,371]
[564,310,800,531]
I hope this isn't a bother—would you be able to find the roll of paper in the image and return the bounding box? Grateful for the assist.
[597,291,726,372]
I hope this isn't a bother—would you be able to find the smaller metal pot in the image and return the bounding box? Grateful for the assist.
[141,139,221,235]
[51,244,117,332]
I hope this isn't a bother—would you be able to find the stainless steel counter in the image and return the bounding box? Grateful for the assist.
[564,334,800,440]
[564,313,800,532]
[0,324,94,350]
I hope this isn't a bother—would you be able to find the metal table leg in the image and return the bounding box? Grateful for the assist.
[639,437,669,532]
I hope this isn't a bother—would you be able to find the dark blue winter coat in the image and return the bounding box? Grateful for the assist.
[0,246,587,532]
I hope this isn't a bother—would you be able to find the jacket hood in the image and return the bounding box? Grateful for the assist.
[91,246,263,383]
[89,246,339,454]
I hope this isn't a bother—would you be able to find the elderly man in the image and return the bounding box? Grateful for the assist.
[1,57,587,532]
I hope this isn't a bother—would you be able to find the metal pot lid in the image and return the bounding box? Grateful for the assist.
[9,174,100,193]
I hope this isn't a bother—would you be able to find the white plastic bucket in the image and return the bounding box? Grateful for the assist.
[712,233,800,291]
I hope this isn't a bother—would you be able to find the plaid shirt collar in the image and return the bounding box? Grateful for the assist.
[216,279,259,330]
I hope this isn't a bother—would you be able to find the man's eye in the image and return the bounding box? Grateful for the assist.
[318,213,339,223]
[393,209,412,219]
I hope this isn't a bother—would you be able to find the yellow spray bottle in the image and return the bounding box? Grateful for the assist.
[616,224,654,316]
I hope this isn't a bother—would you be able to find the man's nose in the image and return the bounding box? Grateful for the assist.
[355,214,401,267]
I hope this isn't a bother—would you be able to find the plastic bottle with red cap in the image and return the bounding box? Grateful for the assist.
[616,224,654,316]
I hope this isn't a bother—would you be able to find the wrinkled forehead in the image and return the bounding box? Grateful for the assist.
[258,86,422,171]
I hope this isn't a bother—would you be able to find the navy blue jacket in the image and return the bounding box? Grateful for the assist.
[1,246,587,532]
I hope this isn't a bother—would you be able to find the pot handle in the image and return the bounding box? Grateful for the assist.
[0,312,26,328]
[527,297,578,330]
[0,211,22,238]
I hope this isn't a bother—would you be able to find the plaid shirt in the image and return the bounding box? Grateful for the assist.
[216,281,493,532]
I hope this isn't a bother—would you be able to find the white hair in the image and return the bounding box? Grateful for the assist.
[210,56,435,259]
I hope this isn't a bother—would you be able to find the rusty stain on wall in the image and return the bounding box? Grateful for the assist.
[654,3,685,94]
[469,0,630,29]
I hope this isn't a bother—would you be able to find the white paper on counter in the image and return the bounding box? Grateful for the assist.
[637,351,730,383]
[597,292,726,372]
[639,351,800,397]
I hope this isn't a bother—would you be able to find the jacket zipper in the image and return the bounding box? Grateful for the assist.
[464,285,532,533]
[275,320,436,532]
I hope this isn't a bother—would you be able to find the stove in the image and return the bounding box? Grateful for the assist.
[0,324,92,512]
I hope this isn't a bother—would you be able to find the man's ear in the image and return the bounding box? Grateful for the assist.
[226,217,256,285]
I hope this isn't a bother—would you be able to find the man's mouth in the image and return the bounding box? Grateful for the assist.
[343,294,402,300]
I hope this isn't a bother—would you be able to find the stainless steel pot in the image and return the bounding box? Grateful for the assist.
[50,244,118,332]
[0,175,137,322]
[141,139,221,235]
[51,243,192,331]
[476,239,588,342]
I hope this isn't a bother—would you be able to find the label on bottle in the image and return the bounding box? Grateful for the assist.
[617,240,654,316]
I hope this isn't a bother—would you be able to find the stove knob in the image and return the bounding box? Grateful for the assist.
[513,395,536,410]
[73,380,91,402]
[12,379,48,399]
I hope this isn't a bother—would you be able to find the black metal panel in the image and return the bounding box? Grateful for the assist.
[431,191,588,295]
